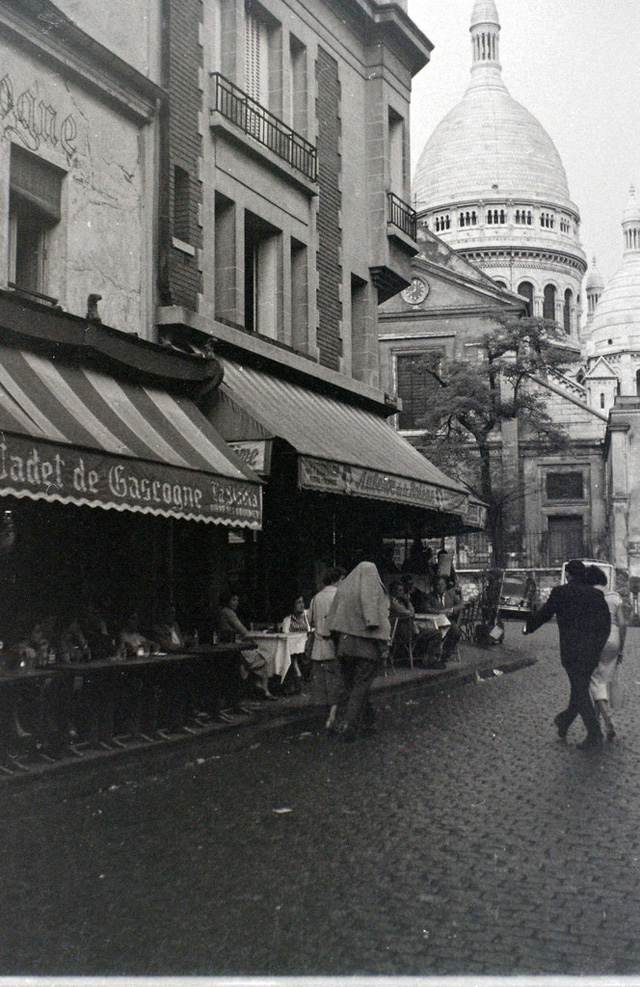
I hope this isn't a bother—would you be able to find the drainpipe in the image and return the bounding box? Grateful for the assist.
[157,0,173,307]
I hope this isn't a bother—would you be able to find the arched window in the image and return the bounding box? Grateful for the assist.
[500,209,505,224]
[487,211,492,225]
[600,393,605,409]
[543,284,557,321]
[563,288,573,334]
[636,370,640,396]
[518,281,534,317]
[471,211,477,225]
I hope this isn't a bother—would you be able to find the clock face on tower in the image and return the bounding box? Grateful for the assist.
[401,276,429,305]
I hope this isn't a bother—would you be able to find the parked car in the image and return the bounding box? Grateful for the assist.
[560,559,616,591]
[498,572,538,619]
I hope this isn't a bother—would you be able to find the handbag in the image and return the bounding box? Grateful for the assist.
[303,630,315,663]
[609,660,625,709]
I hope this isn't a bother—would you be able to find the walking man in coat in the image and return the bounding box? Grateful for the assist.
[522,559,611,750]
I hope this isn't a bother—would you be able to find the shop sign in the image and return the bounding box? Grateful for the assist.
[0,432,262,528]
[464,501,488,528]
[298,456,467,515]
[228,439,272,475]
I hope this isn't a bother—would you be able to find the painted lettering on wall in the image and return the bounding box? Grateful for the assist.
[0,73,78,158]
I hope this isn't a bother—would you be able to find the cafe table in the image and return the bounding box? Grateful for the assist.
[413,612,451,638]
[249,631,308,681]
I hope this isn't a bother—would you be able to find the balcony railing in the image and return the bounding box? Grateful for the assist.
[387,191,417,241]
[211,73,317,183]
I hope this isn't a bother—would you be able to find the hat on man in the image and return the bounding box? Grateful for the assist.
[565,559,586,581]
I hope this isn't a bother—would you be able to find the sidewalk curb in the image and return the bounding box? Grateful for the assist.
[1,648,536,802]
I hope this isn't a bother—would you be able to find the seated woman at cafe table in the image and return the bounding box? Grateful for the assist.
[281,594,311,693]
[217,591,276,700]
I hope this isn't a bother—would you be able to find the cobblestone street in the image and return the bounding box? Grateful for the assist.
[1,621,639,978]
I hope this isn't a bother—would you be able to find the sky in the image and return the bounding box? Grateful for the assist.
[406,0,640,286]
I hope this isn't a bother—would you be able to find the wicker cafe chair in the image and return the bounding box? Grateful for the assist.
[459,598,480,643]
[389,616,414,671]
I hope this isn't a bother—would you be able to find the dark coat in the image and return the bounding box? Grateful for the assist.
[525,581,611,669]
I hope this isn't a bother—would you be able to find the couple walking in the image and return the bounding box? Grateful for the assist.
[312,560,389,743]
[523,559,625,750]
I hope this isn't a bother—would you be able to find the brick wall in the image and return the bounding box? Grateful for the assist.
[168,0,202,308]
[315,47,342,370]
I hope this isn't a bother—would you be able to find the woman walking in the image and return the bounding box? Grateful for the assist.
[586,565,626,741]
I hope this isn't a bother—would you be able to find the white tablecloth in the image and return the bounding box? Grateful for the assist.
[250,631,308,681]
[414,613,451,638]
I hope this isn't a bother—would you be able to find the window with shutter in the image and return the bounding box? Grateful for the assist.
[245,8,269,107]
[396,353,442,431]
[8,145,63,302]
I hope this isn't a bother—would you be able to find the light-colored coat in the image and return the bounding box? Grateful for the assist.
[327,561,390,641]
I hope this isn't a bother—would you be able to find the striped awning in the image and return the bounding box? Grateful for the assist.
[215,359,476,522]
[0,346,261,527]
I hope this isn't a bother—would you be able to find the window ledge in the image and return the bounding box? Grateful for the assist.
[387,222,419,256]
[172,237,196,257]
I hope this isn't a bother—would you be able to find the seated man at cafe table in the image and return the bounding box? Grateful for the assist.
[118,612,159,659]
[424,576,464,666]
[217,591,275,700]
[389,581,441,666]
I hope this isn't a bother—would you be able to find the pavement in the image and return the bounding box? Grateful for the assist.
[0,635,534,793]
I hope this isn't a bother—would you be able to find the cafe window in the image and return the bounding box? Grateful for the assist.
[8,145,63,301]
[546,471,584,501]
[396,352,442,431]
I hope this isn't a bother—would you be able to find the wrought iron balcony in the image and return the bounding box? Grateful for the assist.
[211,73,317,183]
[387,191,417,241]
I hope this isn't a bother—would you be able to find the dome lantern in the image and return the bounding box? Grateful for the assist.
[586,257,604,322]
[623,185,640,255]
[469,0,504,92]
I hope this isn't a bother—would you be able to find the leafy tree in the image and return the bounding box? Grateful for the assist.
[412,316,573,565]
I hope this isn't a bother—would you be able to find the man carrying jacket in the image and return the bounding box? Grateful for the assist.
[523,559,611,750]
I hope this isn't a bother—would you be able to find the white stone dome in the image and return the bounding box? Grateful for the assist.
[413,2,574,213]
[589,189,640,349]
[589,259,640,346]
[586,257,605,293]
[413,91,572,210]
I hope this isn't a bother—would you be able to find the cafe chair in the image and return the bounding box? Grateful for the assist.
[389,616,414,670]
[459,598,480,643]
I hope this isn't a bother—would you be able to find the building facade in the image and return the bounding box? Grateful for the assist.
[0,0,265,636]
[154,0,484,618]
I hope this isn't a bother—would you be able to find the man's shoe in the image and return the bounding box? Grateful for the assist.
[577,735,603,752]
[553,713,568,739]
[606,727,617,742]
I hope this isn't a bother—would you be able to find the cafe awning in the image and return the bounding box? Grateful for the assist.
[215,359,475,521]
[0,346,261,527]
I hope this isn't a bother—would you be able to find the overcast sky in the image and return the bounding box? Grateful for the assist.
[407,0,640,286]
